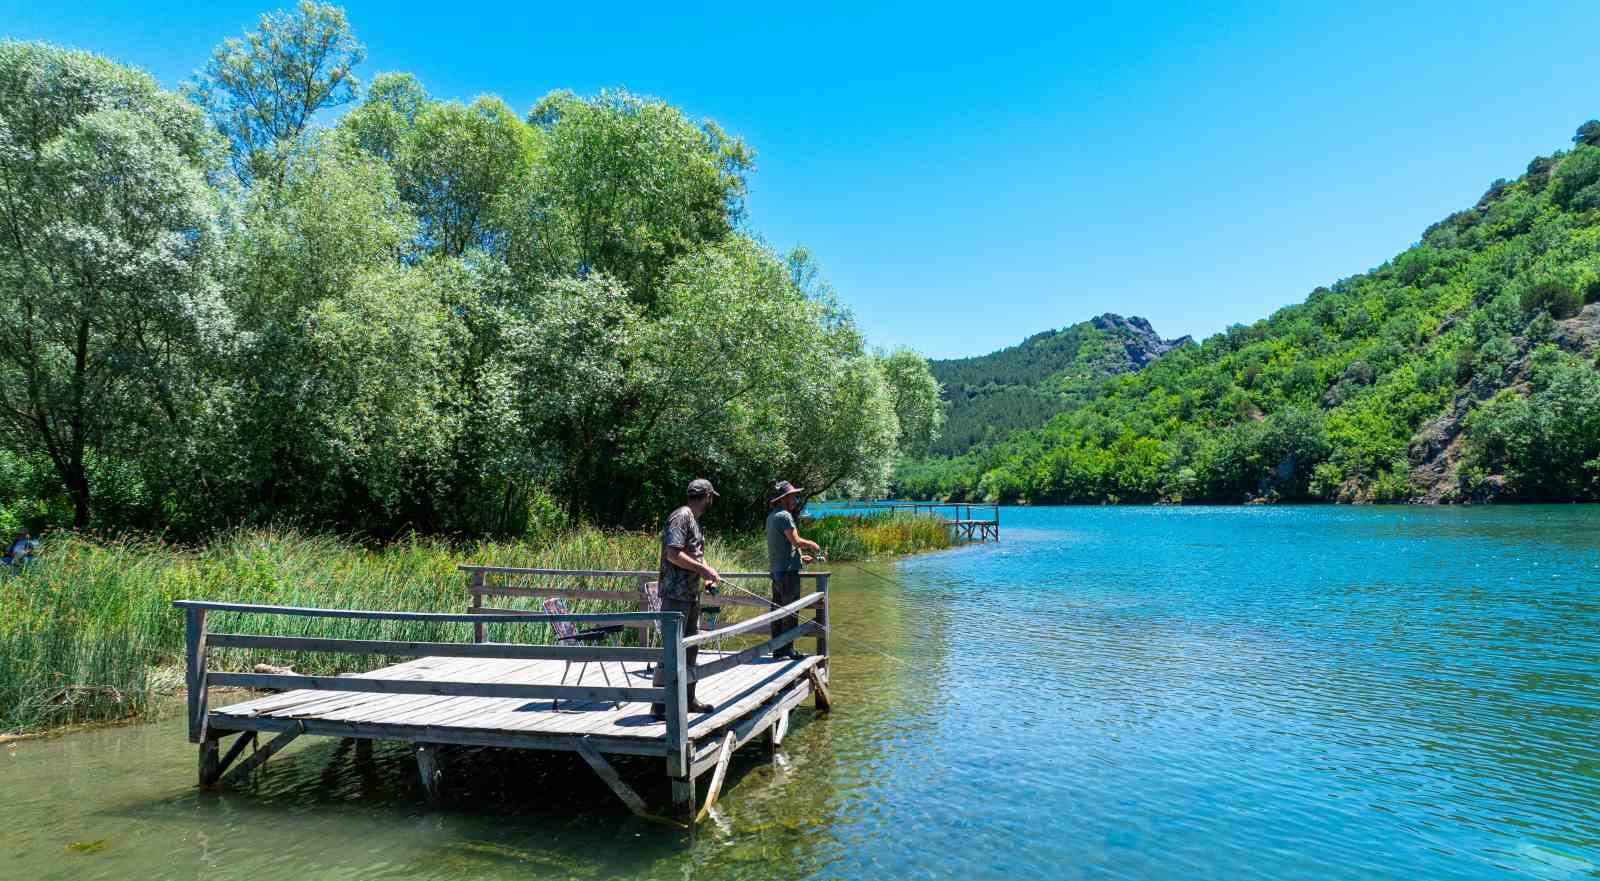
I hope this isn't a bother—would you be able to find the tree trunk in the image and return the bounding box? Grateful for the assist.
[68,468,91,530]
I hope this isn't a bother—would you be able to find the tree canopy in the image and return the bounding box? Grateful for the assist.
[0,12,941,537]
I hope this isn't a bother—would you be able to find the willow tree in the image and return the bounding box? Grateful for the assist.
[516,89,754,306]
[186,1,365,187]
[0,43,228,528]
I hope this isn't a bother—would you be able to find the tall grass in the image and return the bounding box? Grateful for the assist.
[0,517,948,735]
[805,513,953,560]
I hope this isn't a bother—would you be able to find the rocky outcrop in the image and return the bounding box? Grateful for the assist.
[1089,313,1193,370]
[1405,302,1600,502]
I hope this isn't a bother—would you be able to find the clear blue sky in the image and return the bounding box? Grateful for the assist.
[5,0,1598,357]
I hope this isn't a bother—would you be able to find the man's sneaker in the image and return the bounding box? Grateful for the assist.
[688,700,715,713]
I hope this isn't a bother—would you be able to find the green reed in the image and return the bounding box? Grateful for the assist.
[0,517,946,735]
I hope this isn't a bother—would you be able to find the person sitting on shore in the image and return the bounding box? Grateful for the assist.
[766,481,821,660]
[3,529,38,571]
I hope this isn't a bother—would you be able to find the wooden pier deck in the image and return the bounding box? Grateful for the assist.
[175,567,832,838]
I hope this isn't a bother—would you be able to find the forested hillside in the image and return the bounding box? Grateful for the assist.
[928,314,1189,456]
[897,126,1600,504]
[0,3,942,538]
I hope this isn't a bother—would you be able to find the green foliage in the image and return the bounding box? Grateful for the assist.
[0,20,940,539]
[1549,146,1600,211]
[1517,277,1582,319]
[184,1,364,185]
[877,348,946,458]
[0,42,228,528]
[516,89,754,306]
[897,132,1600,505]
[926,316,1187,456]
[1464,347,1600,499]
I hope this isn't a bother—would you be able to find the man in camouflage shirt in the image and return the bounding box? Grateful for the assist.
[651,478,722,717]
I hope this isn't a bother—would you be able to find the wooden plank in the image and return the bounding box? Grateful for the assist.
[458,565,830,580]
[773,709,790,746]
[230,657,478,720]
[218,727,301,788]
[575,736,650,817]
[691,678,811,776]
[185,607,208,743]
[209,712,667,756]
[473,585,772,609]
[815,574,830,660]
[172,600,666,625]
[806,666,832,715]
[208,633,659,663]
[662,615,688,778]
[687,657,821,739]
[470,569,487,643]
[682,592,823,648]
[689,622,814,683]
[209,672,664,704]
[695,731,737,823]
[466,608,659,628]
[329,659,550,726]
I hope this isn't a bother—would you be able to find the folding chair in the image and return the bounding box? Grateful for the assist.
[636,580,662,678]
[543,597,626,710]
[636,580,725,675]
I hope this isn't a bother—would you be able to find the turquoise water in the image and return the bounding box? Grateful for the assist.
[6,506,1599,879]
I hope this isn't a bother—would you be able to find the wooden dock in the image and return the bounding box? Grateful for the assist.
[176,567,831,838]
[868,502,1000,542]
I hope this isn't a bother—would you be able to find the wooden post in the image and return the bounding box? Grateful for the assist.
[662,613,688,778]
[185,607,208,744]
[470,569,486,643]
[198,736,220,786]
[814,574,829,662]
[415,743,442,803]
[662,612,693,836]
[672,776,698,844]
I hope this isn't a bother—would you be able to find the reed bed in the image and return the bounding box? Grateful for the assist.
[805,513,953,560]
[0,517,948,735]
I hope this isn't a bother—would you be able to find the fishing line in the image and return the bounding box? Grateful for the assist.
[710,572,913,667]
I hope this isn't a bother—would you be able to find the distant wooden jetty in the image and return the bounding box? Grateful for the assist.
[822,501,1000,542]
[175,566,830,840]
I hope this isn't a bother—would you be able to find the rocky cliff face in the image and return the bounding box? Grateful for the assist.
[1406,302,1600,503]
[1088,314,1194,370]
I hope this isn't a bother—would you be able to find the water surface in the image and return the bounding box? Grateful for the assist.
[7,506,1599,879]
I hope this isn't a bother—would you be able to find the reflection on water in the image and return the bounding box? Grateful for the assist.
[5,506,1600,880]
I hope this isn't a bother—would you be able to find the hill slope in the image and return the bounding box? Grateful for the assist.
[898,124,1600,504]
[928,314,1190,456]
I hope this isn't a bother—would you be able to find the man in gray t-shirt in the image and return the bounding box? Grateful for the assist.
[765,480,821,659]
[651,478,722,718]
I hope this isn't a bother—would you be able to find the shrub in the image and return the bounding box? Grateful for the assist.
[1518,278,1582,319]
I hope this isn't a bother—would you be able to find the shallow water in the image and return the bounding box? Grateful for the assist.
[6,506,1599,880]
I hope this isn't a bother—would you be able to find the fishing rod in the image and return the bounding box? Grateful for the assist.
[708,555,912,667]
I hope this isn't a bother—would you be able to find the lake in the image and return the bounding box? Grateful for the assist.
[6,506,1598,879]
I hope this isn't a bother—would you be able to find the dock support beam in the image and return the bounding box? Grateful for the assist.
[415,743,442,803]
[576,737,650,818]
[218,727,300,789]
